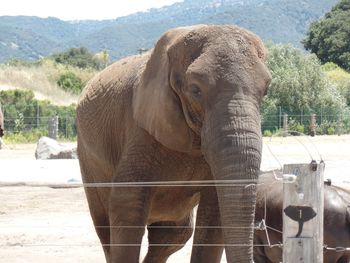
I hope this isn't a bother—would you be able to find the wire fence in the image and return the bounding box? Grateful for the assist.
[1,100,349,260]
[1,179,349,256]
[1,104,349,139]
[262,110,349,135]
[1,103,76,139]
[1,139,350,259]
[0,179,285,251]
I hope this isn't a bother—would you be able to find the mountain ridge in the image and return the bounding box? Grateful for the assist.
[0,0,338,63]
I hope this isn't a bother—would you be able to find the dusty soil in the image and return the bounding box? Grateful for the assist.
[0,136,349,262]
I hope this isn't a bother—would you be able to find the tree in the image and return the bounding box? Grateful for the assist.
[303,0,350,71]
[94,50,109,69]
[323,62,350,106]
[262,44,348,132]
[52,47,101,69]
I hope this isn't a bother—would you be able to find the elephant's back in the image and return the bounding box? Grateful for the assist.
[77,53,150,164]
[78,53,149,110]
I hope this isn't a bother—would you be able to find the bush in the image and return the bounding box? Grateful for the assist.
[57,71,85,94]
[327,127,336,135]
[263,130,273,137]
[3,128,48,144]
[316,121,337,135]
[288,120,305,135]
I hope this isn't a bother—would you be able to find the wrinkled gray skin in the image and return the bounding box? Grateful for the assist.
[254,172,350,263]
[77,25,271,263]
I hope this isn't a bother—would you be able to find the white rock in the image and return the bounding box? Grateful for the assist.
[35,136,77,160]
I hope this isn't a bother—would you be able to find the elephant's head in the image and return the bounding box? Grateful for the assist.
[133,25,271,262]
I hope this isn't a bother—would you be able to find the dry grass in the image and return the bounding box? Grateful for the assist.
[0,60,97,106]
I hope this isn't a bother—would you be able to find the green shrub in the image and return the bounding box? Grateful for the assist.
[57,71,85,94]
[263,130,273,137]
[316,121,338,135]
[327,127,336,135]
[288,119,305,135]
[3,128,48,144]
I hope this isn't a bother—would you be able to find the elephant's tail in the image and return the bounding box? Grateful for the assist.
[346,205,350,225]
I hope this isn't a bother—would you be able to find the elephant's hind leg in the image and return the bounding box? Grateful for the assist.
[143,213,194,263]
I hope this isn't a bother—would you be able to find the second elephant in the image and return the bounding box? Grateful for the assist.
[254,171,350,263]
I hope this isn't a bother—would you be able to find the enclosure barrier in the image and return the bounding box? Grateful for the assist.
[283,161,325,263]
[1,102,349,138]
[1,161,349,262]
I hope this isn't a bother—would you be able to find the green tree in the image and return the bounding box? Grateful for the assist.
[262,44,348,132]
[323,62,350,106]
[94,50,109,69]
[52,47,101,69]
[303,0,350,71]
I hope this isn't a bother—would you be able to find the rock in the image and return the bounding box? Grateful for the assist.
[35,136,77,160]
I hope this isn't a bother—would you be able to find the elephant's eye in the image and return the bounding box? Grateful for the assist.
[189,84,201,98]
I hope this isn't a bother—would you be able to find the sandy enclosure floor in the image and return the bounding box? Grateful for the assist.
[0,135,349,262]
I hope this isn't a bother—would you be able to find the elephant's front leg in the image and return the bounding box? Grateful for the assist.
[108,164,153,263]
[190,187,224,263]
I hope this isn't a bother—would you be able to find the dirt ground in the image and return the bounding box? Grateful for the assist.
[0,135,349,262]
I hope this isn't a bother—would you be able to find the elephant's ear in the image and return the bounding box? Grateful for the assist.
[133,27,200,153]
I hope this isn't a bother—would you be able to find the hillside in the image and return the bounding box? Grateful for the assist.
[0,0,339,62]
[0,60,96,105]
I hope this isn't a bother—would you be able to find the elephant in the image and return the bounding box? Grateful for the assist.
[76,24,271,263]
[254,171,350,263]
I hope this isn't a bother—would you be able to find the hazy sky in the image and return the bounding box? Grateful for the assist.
[0,0,183,21]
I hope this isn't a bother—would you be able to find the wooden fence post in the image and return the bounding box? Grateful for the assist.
[310,114,316,137]
[283,161,325,263]
[48,115,59,140]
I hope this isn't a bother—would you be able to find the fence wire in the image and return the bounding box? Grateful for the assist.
[0,177,295,253]
[1,103,349,139]
[1,111,349,256]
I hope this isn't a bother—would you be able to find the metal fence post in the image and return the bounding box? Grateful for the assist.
[337,114,342,136]
[36,102,40,128]
[283,161,325,263]
[279,106,282,129]
[283,113,288,137]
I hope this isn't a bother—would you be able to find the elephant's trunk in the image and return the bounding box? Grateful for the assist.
[202,97,262,263]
